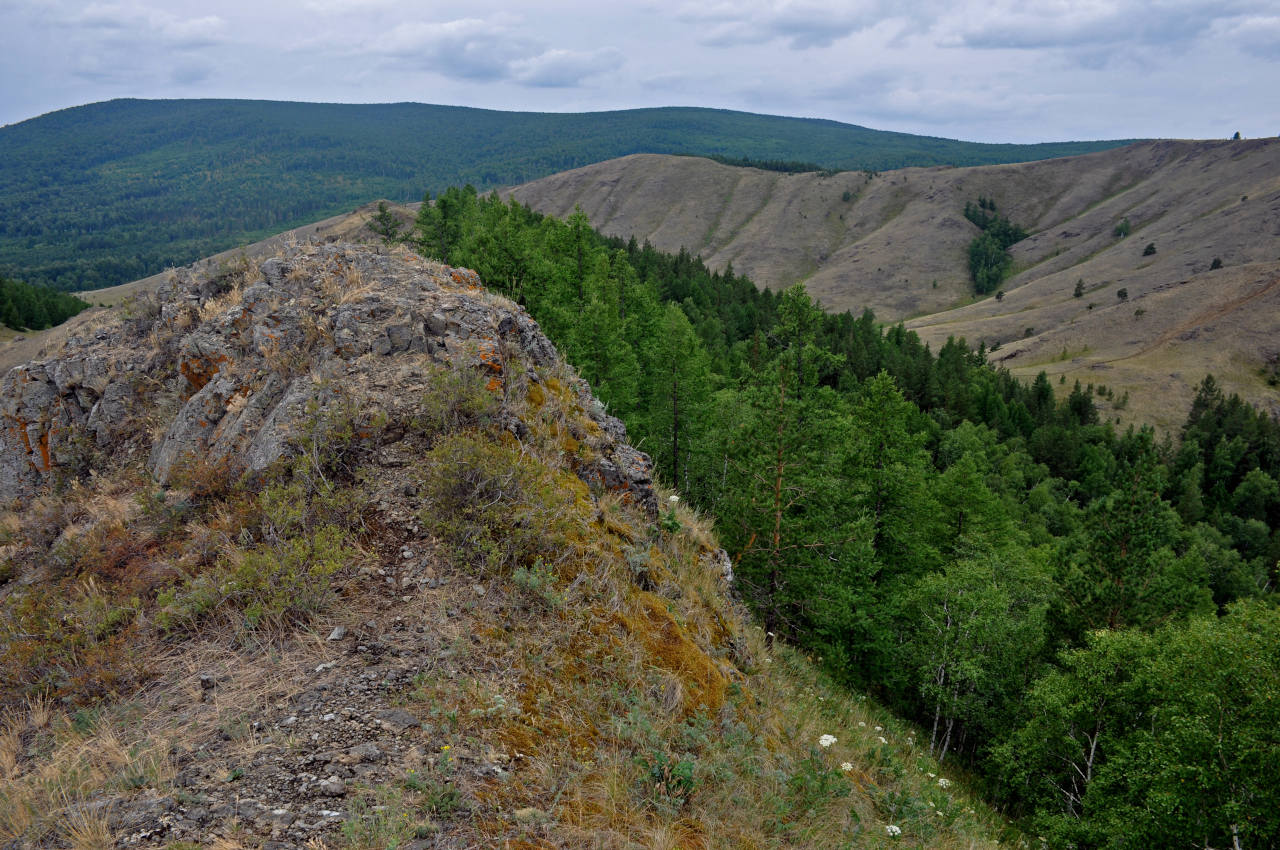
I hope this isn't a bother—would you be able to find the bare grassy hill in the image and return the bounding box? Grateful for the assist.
[508,140,1280,430]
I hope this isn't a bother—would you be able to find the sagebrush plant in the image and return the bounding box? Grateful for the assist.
[417,430,590,575]
[409,360,500,441]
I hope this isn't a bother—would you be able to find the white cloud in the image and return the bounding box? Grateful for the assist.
[1209,14,1280,59]
[680,0,891,49]
[511,48,624,87]
[63,3,226,47]
[377,17,539,81]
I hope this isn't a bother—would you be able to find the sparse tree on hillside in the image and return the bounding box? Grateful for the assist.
[368,202,403,244]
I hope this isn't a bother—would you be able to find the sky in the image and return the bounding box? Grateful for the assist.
[1,0,1277,143]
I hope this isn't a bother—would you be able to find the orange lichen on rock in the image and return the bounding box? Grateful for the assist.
[450,268,482,288]
[179,352,228,392]
[475,339,504,373]
[36,427,51,471]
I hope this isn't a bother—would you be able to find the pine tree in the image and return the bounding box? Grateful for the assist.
[713,285,856,641]
[644,304,712,494]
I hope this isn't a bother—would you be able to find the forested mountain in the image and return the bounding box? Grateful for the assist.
[0,98,1133,292]
[397,188,1280,848]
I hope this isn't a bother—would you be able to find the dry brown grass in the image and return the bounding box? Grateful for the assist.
[60,800,115,850]
[0,703,173,846]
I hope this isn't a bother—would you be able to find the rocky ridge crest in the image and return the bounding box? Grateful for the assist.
[0,243,657,517]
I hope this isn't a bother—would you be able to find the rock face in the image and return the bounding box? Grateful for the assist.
[0,244,656,516]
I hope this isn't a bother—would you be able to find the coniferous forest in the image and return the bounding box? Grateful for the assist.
[400,187,1279,849]
[0,276,88,331]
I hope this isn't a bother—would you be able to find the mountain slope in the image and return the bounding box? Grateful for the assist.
[508,139,1280,430]
[0,98,1133,291]
[0,241,1011,849]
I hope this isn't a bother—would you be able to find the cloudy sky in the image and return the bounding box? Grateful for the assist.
[1,0,1277,143]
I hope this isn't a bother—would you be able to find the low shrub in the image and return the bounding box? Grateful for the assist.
[158,526,353,632]
[417,431,589,574]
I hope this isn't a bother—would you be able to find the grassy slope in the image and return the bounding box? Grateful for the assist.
[0,98,1133,291]
[509,138,1280,431]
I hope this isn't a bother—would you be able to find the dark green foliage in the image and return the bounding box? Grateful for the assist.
[1142,242,1156,256]
[0,99,1137,291]
[1117,287,1128,300]
[1113,217,1131,238]
[999,603,1280,849]
[368,201,403,244]
[969,234,1012,294]
[0,275,89,330]
[1073,279,1085,297]
[963,199,1028,294]
[1210,256,1223,270]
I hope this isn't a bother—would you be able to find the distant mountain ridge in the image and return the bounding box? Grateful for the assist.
[0,98,1135,291]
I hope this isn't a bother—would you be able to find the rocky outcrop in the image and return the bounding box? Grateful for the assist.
[1,244,656,516]
[1,322,159,500]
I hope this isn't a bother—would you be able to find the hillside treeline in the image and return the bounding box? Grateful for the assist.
[0,276,88,331]
[403,187,1278,849]
[0,99,1133,292]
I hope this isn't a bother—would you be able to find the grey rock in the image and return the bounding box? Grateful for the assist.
[260,258,292,288]
[348,741,382,762]
[86,381,134,446]
[318,777,346,796]
[2,243,658,521]
[376,708,420,732]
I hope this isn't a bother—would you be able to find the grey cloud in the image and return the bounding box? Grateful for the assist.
[378,18,540,81]
[511,48,625,88]
[375,16,623,87]
[159,15,225,49]
[955,0,1273,53]
[170,63,213,86]
[683,0,888,50]
[62,4,227,49]
[1211,15,1280,59]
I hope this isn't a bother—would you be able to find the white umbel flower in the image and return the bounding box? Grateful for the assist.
[818,734,837,748]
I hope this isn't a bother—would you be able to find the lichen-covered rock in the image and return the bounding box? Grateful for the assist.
[1,243,657,516]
